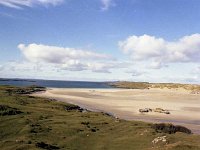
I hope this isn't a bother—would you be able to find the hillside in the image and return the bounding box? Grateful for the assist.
[0,86,200,150]
[109,81,200,91]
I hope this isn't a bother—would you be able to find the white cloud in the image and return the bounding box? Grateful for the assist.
[0,65,4,71]
[162,75,199,83]
[87,61,127,73]
[61,61,111,73]
[0,61,43,72]
[101,0,115,11]
[197,66,200,72]
[126,69,145,77]
[60,60,128,73]
[0,0,64,9]
[60,60,87,72]
[184,77,199,83]
[119,34,200,68]
[149,61,168,69]
[192,66,200,76]
[0,60,61,79]
[17,43,125,73]
[18,43,110,64]
[119,35,165,60]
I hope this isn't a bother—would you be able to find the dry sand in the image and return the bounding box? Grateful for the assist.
[32,88,200,134]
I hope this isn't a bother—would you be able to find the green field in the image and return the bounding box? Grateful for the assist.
[0,86,200,150]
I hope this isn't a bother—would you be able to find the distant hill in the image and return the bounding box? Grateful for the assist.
[109,81,200,91]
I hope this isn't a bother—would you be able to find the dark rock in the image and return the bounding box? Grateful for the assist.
[35,142,60,150]
[152,123,192,134]
[139,108,150,113]
[91,128,96,132]
[64,105,85,112]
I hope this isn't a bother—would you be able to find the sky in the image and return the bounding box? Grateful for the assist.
[0,0,200,83]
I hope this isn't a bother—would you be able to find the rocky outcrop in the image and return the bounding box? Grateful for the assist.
[139,108,170,114]
[64,104,88,112]
[152,136,167,144]
[153,108,170,114]
[152,123,192,134]
[139,108,152,113]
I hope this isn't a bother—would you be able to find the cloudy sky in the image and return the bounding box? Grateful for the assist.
[0,0,200,83]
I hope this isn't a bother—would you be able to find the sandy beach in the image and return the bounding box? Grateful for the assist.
[33,88,200,134]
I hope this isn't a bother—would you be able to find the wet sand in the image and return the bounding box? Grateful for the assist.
[32,88,200,134]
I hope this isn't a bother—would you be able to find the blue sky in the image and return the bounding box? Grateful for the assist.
[0,0,200,83]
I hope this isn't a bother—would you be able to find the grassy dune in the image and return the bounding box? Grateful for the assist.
[109,81,200,91]
[0,86,200,150]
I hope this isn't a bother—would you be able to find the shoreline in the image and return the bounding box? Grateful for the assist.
[32,87,200,134]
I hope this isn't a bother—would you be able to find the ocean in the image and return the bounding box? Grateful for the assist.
[0,78,112,88]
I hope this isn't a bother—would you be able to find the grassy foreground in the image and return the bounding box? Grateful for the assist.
[0,86,200,150]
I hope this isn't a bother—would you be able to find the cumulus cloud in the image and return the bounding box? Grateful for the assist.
[18,43,124,73]
[60,60,87,72]
[87,61,127,73]
[119,34,200,68]
[60,60,128,73]
[18,43,110,64]
[61,61,111,73]
[0,0,64,9]
[101,0,115,11]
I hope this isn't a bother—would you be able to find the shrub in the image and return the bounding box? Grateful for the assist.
[152,123,192,134]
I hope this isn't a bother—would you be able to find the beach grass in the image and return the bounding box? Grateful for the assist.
[109,81,200,91]
[0,86,200,150]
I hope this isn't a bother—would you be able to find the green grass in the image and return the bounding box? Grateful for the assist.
[0,86,200,150]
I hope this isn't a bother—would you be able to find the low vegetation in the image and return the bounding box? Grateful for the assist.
[0,85,200,150]
[0,105,23,116]
[109,81,150,89]
[4,85,46,95]
[152,123,192,134]
[109,81,200,91]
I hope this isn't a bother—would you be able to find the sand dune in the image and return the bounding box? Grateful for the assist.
[33,88,200,134]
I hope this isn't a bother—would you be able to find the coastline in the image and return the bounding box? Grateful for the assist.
[32,87,200,134]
